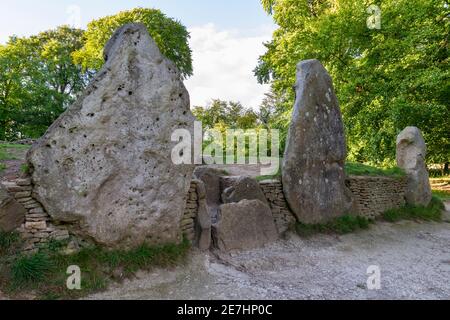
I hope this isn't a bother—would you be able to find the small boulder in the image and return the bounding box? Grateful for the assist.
[396,127,432,206]
[221,176,269,207]
[213,199,278,251]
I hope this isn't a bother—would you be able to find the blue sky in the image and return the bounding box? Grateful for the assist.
[0,0,276,108]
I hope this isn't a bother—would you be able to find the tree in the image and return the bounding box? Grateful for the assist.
[256,0,449,166]
[73,8,193,79]
[0,27,88,139]
[192,99,259,130]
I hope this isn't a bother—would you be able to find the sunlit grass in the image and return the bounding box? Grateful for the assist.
[345,162,405,178]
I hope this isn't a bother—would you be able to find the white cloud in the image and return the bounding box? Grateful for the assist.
[184,23,274,110]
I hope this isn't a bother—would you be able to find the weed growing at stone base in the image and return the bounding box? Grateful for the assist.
[295,215,374,237]
[20,164,30,175]
[0,236,191,299]
[382,196,444,222]
[345,162,405,178]
[0,163,5,173]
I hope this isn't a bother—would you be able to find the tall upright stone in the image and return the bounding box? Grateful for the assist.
[396,127,432,206]
[27,23,195,249]
[282,59,352,224]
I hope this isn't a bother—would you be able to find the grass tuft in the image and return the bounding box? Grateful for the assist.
[382,196,444,222]
[11,253,53,287]
[295,215,373,237]
[0,231,21,255]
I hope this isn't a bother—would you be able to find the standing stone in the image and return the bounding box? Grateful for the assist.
[27,24,195,249]
[396,127,432,206]
[0,185,26,232]
[213,200,278,251]
[282,59,353,224]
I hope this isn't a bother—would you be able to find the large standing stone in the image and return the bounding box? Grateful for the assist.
[282,59,353,224]
[396,127,432,206]
[213,200,278,251]
[27,24,195,248]
[0,185,26,232]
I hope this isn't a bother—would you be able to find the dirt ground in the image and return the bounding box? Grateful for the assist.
[88,206,450,300]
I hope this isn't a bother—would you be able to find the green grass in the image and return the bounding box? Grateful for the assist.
[345,162,406,178]
[432,190,450,202]
[382,196,444,222]
[0,143,31,150]
[0,143,29,161]
[11,253,53,287]
[0,163,5,173]
[256,163,406,181]
[0,236,191,299]
[295,215,374,237]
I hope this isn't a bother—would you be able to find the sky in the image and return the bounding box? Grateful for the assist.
[0,0,276,109]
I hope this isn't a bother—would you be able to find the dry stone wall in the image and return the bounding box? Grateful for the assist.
[2,178,70,254]
[259,176,407,226]
[259,180,296,234]
[346,176,407,219]
[5,175,407,253]
[181,181,198,242]
[3,178,199,253]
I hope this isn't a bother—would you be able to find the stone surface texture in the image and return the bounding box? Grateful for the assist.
[396,127,432,206]
[282,59,352,224]
[212,199,278,252]
[26,23,195,248]
[0,184,26,232]
[221,176,269,207]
